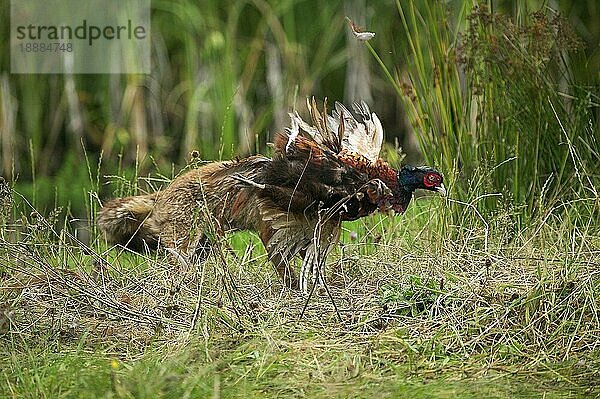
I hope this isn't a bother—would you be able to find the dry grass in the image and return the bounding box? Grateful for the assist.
[1,187,599,396]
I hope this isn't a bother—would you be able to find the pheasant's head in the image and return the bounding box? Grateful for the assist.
[397,165,446,197]
[375,165,446,214]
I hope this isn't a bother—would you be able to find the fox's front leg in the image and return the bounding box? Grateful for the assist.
[267,250,300,289]
[259,227,300,289]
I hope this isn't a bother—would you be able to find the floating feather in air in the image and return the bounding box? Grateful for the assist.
[346,17,376,42]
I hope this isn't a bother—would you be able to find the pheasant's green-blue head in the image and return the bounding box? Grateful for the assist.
[397,165,446,196]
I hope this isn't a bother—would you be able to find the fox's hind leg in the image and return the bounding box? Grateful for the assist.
[190,232,213,263]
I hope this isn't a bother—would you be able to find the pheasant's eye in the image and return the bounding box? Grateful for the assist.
[423,173,441,187]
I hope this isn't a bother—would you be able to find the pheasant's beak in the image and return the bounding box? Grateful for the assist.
[434,183,447,196]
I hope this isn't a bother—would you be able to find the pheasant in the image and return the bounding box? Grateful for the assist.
[98,99,446,292]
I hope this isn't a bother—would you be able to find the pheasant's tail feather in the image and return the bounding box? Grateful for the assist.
[262,210,341,293]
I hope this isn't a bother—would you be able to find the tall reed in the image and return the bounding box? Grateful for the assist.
[379,1,599,237]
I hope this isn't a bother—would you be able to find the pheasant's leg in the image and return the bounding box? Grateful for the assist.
[300,247,330,293]
[298,248,312,293]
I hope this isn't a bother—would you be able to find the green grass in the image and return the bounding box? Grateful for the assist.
[2,332,594,398]
[382,1,599,229]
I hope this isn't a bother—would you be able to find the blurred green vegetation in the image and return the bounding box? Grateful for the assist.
[0,0,598,226]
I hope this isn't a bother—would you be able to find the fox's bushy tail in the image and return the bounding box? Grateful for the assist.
[97,194,160,251]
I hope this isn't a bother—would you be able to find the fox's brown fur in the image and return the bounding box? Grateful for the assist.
[98,157,268,252]
[98,149,375,288]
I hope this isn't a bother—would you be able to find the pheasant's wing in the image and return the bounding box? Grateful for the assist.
[268,98,388,218]
[233,99,391,220]
[287,97,343,154]
[288,98,384,163]
[334,100,383,163]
